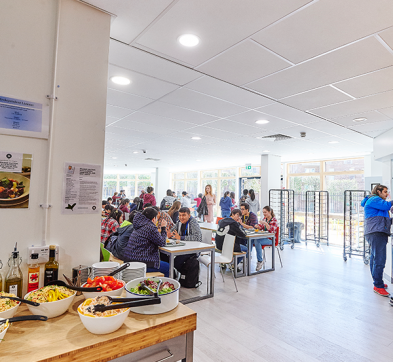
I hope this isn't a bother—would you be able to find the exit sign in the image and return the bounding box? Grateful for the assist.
[245,164,251,170]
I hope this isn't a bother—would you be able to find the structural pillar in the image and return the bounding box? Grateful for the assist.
[260,154,281,209]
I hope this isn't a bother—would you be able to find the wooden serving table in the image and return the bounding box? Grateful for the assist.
[0,296,197,362]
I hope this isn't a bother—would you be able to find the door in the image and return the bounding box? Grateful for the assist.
[239,177,261,203]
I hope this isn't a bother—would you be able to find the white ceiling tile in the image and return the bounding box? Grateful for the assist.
[379,27,393,50]
[280,86,352,110]
[310,90,393,118]
[196,40,291,86]
[109,40,202,85]
[333,66,393,98]
[276,125,328,140]
[251,0,393,64]
[83,0,174,44]
[308,121,357,136]
[184,76,273,109]
[135,0,312,66]
[182,126,239,141]
[106,104,134,118]
[159,88,248,117]
[204,118,261,135]
[247,37,393,98]
[107,88,153,110]
[331,111,391,127]
[140,101,218,125]
[349,119,393,133]
[378,106,393,118]
[257,103,322,125]
[108,64,179,99]
[111,121,174,136]
[106,116,118,125]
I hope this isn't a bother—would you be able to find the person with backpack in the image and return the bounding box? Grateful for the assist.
[160,189,176,211]
[361,185,393,297]
[246,189,260,216]
[101,209,123,243]
[219,191,233,218]
[129,197,140,212]
[239,189,248,206]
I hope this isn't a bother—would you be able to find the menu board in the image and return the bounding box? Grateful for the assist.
[62,162,102,214]
[0,151,32,209]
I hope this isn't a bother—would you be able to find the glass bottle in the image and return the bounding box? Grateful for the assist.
[27,252,40,292]
[0,260,3,292]
[44,245,59,285]
[5,244,23,297]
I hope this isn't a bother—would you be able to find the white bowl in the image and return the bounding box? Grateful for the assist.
[77,300,130,335]
[0,302,20,319]
[24,290,76,319]
[81,280,125,300]
[0,322,9,343]
[125,277,180,315]
[92,262,119,269]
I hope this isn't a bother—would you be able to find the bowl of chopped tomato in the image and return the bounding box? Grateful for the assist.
[82,276,125,299]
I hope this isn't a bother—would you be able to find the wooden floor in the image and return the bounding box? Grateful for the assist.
[188,243,393,362]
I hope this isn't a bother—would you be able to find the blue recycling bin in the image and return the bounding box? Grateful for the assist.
[287,222,304,243]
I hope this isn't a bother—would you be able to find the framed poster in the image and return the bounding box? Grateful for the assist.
[0,151,32,209]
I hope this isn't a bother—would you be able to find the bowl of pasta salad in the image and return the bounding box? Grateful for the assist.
[0,292,20,319]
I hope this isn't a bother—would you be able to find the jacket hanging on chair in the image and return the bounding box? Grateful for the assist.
[197,196,209,216]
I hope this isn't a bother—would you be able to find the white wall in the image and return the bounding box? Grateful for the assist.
[0,0,110,293]
[260,154,281,208]
[155,167,171,204]
[364,152,383,191]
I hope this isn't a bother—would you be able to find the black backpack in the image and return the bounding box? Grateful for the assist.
[178,255,202,288]
[160,198,173,211]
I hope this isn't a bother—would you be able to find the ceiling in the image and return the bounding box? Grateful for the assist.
[83,0,393,173]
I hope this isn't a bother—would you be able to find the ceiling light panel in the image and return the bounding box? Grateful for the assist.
[227,110,295,130]
[159,88,248,118]
[280,86,352,110]
[196,40,291,86]
[247,37,393,99]
[184,76,273,109]
[251,0,393,64]
[135,0,312,67]
[178,34,199,47]
[331,111,389,127]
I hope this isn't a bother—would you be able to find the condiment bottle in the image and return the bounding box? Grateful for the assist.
[0,260,3,292]
[27,252,40,292]
[5,243,23,297]
[44,245,59,285]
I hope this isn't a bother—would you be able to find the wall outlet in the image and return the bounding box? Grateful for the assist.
[28,246,59,264]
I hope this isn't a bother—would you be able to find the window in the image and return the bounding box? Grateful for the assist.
[186,180,198,199]
[201,170,218,178]
[289,162,320,174]
[102,173,152,199]
[186,172,198,179]
[240,166,261,177]
[220,169,236,178]
[289,176,320,192]
[119,180,136,198]
[173,181,185,197]
[325,159,364,172]
[119,174,135,180]
[174,173,185,180]
[325,174,364,194]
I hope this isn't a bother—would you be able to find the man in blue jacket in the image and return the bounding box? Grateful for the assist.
[361,185,393,297]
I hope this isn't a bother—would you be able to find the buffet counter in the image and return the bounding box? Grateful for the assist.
[0,296,197,362]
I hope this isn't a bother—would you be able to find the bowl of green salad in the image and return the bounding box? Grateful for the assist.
[125,277,180,314]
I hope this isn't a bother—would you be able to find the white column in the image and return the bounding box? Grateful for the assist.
[364,153,383,191]
[155,167,171,203]
[260,154,282,208]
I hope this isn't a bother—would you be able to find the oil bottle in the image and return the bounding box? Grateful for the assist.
[5,243,23,297]
[44,245,59,285]
[27,252,40,292]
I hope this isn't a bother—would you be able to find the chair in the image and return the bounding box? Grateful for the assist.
[215,217,223,224]
[233,249,248,277]
[100,243,111,262]
[198,234,238,292]
[261,227,283,268]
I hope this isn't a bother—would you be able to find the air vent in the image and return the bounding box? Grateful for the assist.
[145,158,160,162]
[262,134,292,142]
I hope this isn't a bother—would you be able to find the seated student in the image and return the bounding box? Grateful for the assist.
[160,189,176,211]
[106,211,137,261]
[103,204,114,217]
[101,208,123,243]
[166,207,202,270]
[252,206,278,271]
[215,209,247,263]
[129,197,140,212]
[240,202,258,229]
[123,208,169,277]
[102,200,108,217]
[119,198,130,214]
[152,206,174,231]
[107,197,113,205]
[168,200,181,223]
[143,203,152,209]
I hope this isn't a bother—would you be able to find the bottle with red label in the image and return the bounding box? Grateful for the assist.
[27,252,40,292]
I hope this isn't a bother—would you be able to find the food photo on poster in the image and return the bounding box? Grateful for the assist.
[0,152,32,209]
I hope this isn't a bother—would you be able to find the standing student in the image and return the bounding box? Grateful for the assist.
[204,184,216,223]
[181,191,192,208]
[246,189,260,216]
[230,192,236,211]
[195,193,203,220]
[361,185,393,297]
[112,192,120,204]
[143,186,156,207]
[239,189,248,206]
[219,191,233,218]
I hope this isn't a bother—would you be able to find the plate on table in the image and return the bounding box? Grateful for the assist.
[165,241,186,247]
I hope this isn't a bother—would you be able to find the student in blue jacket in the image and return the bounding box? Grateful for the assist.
[220,191,233,218]
[361,185,393,297]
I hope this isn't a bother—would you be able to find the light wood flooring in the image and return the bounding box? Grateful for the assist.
[187,243,393,362]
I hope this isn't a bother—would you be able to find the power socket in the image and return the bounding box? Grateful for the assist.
[28,246,59,264]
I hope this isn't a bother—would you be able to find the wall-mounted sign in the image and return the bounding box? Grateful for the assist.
[0,95,49,139]
[245,163,252,170]
[0,152,32,209]
[62,162,102,214]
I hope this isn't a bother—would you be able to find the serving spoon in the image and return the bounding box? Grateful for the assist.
[45,280,102,292]
[0,315,48,325]
[0,296,40,307]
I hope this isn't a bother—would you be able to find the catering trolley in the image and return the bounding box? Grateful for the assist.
[343,190,370,264]
[305,191,329,247]
[269,189,295,250]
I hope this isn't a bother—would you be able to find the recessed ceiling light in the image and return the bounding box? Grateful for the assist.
[353,117,367,123]
[110,76,131,85]
[328,141,339,144]
[178,34,199,47]
[255,120,269,125]
[112,157,117,159]
[191,136,201,140]
[133,151,139,154]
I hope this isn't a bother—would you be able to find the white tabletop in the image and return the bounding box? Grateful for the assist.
[198,222,218,231]
[159,241,215,253]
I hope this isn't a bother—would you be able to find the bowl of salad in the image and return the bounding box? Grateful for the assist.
[0,173,30,203]
[24,285,76,318]
[82,276,125,300]
[0,319,10,343]
[125,277,180,315]
[0,292,20,319]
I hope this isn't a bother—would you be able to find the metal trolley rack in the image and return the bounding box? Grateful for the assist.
[305,191,329,248]
[269,189,295,250]
[343,190,370,264]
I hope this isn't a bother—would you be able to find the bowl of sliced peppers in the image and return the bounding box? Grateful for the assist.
[81,276,125,300]
[24,285,76,319]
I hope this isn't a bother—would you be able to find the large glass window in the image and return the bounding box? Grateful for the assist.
[102,173,152,199]
[201,170,218,178]
[119,180,136,198]
[173,181,185,197]
[289,162,320,174]
[289,176,320,192]
[186,180,198,200]
[325,174,364,193]
[325,159,364,172]
[240,166,261,177]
